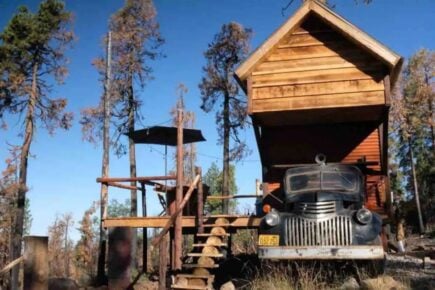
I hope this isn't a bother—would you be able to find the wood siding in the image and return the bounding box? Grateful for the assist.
[249,15,387,114]
[342,129,381,172]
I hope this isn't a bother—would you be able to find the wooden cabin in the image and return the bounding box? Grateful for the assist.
[235,0,402,215]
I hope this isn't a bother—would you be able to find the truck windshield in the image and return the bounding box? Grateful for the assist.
[285,166,360,194]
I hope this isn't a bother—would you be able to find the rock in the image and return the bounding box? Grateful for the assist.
[198,256,215,267]
[175,277,188,286]
[48,278,79,290]
[220,281,236,290]
[206,236,223,246]
[215,218,230,225]
[189,278,206,287]
[211,227,227,235]
[340,277,359,290]
[193,267,210,276]
[360,275,407,290]
[202,246,219,255]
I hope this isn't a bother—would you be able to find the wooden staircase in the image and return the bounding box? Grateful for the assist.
[171,218,230,290]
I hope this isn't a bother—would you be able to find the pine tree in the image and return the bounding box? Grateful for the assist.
[203,162,238,214]
[199,22,251,214]
[48,213,74,278]
[75,204,98,284]
[0,1,74,287]
[390,48,434,232]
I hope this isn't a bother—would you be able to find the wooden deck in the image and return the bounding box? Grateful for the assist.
[103,215,261,229]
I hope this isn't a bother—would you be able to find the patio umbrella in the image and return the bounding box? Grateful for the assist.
[126,125,206,180]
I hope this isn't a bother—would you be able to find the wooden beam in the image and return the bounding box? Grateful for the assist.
[104,215,261,229]
[152,175,200,247]
[107,182,140,191]
[97,175,176,183]
[174,109,184,270]
[159,234,168,290]
[0,256,23,275]
[196,167,204,234]
[207,195,259,200]
[140,182,147,273]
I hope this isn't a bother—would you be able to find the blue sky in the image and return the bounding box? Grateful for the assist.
[0,0,434,240]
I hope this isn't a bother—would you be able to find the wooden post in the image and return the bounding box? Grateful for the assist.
[23,236,48,290]
[108,227,132,289]
[175,108,184,270]
[158,234,168,290]
[196,166,204,234]
[141,182,147,273]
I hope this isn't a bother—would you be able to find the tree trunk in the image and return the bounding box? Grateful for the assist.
[408,138,425,233]
[222,92,230,214]
[97,32,111,284]
[427,91,435,151]
[128,77,137,271]
[64,220,70,278]
[11,63,38,290]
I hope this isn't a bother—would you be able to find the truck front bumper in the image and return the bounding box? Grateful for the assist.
[258,245,384,260]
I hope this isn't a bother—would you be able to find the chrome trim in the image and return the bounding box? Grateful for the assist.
[285,215,352,246]
[258,246,384,260]
[295,201,336,218]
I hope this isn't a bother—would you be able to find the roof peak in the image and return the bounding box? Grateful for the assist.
[235,0,402,88]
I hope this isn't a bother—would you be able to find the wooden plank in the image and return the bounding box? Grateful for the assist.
[266,44,358,62]
[0,256,23,275]
[252,91,385,112]
[253,55,373,75]
[171,285,208,290]
[253,79,384,100]
[187,253,223,258]
[104,216,261,229]
[278,30,342,48]
[107,182,140,191]
[247,76,253,114]
[252,66,383,87]
[182,264,219,269]
[97,175,176,183]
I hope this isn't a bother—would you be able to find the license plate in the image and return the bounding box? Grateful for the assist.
[258,234,280,246]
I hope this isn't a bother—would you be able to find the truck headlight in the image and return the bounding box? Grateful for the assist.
[355,208,372,225]
[264,210,280,226]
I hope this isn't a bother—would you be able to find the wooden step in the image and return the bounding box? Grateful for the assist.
[192,243,227,247]
[187,253,224,258]
[171,284,209,290]
[175,274,215,279]
[196,233,230,237]
[203,224,231,227]
[182,264,219,269]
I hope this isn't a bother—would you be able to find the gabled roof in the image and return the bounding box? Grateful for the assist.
[235,0,403,88]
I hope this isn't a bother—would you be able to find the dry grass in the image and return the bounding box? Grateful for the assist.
[250,263,336,290]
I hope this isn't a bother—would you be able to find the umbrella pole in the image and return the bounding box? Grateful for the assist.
[164,145,168,190]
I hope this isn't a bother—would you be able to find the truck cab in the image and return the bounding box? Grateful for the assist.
[257,156,384,260]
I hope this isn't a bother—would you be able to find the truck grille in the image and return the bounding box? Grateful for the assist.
[285,216,352,246]
[295,201,336,218]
